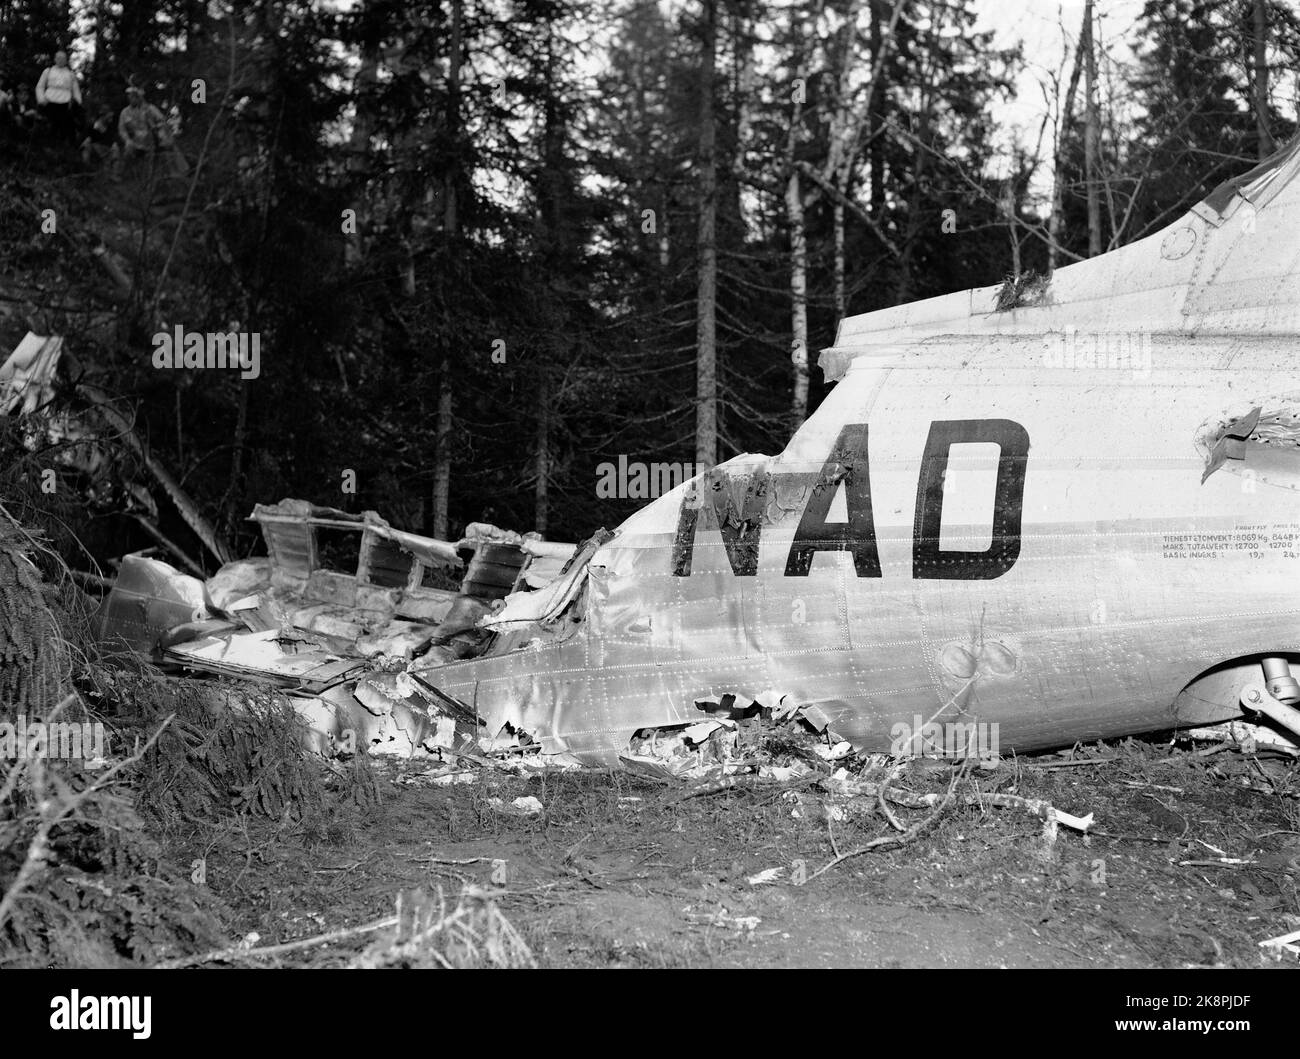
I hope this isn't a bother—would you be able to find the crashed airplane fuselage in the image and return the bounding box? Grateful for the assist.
[418,137,1300,765]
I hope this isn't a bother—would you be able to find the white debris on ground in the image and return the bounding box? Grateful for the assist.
[487,795,545,816]
[620,690,845,782]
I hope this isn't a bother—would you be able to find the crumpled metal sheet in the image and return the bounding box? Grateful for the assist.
[96,554,212,656]
[100,498,581,759]
[1196,399,1300,489]
[520,540,577,588]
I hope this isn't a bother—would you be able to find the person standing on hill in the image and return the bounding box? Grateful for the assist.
[35,51,82,146]
[117,85,187,177]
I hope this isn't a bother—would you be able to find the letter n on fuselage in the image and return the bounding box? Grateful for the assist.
[671,468,768,576]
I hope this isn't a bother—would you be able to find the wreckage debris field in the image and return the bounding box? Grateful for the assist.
[141,742,1300,969]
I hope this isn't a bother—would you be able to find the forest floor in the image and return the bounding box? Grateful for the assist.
[156,737,1300,969]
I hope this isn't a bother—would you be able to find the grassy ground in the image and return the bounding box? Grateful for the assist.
[150,736,1300,969]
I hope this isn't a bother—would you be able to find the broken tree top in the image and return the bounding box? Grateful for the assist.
[821,134,1300,382]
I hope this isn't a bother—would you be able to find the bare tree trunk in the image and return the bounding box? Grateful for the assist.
[535,368,550,534]
[443,0,462,238]
[868,0,885,218]
[432,372,452,538]
[432,0,462,539]
[833,199,846,320]
[1254,0,1273,159]
[534,30,563,536]
[694,0,718,471]
[89,0,106,95]
[1048,7,1087,273]
[828,0,861,322]
[787,169,808,425]
[894,148,925,302]
[345,48,378,267]
[786,12,809,427]
[1083,0,1101,258]
[730,5,755,184]
[230,371,249,518]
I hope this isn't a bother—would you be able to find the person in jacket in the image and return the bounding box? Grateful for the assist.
[35,51,82,146]
[117,85,187,177]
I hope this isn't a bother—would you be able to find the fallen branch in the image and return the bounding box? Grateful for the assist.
[877,762,906,833]
[154,914,397,968]
[1179,859,1254,867]
[807,758,975,883]
[1089,831,1188,845]
[821,774,1094,833]
[422,856,493,866]
[130,514,205,577]
[675,771,823,803]
[674,775,752,801]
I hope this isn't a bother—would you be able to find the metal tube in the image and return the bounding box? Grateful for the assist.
[1262,657,1300,704]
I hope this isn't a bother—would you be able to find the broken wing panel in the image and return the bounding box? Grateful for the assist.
[166,630,364,691]
[96,554,211,655]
